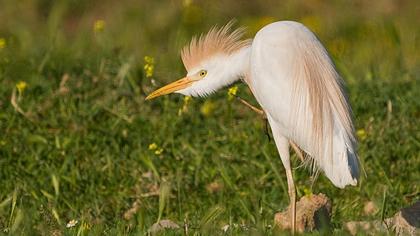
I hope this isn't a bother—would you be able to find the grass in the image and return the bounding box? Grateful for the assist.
[0,0,419,235]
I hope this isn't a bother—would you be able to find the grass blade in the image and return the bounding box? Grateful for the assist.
[157,181,170,223]
[199,205,224,229]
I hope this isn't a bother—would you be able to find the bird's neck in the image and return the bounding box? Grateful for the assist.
[222,45,251,84]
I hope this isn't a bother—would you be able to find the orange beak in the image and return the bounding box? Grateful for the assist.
[145,77,194,100]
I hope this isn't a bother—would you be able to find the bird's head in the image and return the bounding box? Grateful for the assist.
[146,23,250,100]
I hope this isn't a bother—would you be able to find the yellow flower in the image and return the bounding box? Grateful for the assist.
[303,187,312,196]
[0,38,5,49]
[143,56,155,78]
[16,81,27,95]
[144,65,154,78]
[148,143,158,150]
[200,100,215,117]
[154,148,163,155]
[94,20,105,33]
[182,0,192,7]
[227,86,238,101]
[183,95,191,103]
[144,56,154,64]
[357,129,367,141]
[149,143,164,155]
[178,96,192,115]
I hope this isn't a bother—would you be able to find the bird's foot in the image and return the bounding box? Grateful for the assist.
[274,193,332,233]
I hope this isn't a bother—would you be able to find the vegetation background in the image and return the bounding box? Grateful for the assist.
[0,0,418,234]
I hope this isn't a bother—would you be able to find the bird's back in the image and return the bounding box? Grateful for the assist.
[247,21,359,188]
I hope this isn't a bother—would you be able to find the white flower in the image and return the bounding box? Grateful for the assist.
[66,219,78,228]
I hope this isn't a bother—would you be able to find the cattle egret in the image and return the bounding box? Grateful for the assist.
[146,21,360,233]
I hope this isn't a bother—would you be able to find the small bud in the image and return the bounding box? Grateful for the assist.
[93,20,105,33]
[227,86,238,101]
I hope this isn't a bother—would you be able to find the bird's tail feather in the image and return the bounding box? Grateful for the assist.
[289,23,360,188]
[320,130,359,188]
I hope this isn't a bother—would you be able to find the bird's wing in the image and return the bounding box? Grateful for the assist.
[249,21,359,187]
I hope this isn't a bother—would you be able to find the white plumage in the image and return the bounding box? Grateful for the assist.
[146,20,360,233]
[248,21,359,187]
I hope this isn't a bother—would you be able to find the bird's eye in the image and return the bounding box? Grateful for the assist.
[199,70,207,77]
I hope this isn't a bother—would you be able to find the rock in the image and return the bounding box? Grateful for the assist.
[123,200,141,220]
[345,200,419,235]
[148,219,180,234]
[345,220,386,235]
[400,200,420,229]
[274,193,332,233]
[388,211,417,235]
[363,201,378,215]
[388,200,419,236]
[206,181,224,193]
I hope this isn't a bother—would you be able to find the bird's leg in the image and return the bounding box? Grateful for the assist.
[289,141,305,162]
[234,95,265,116]
[234,95,272,140]
[239,98,301,233]
[270,133,297,234]
[285,163,297,234]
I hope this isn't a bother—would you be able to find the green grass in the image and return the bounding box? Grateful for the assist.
[0,1,419,235]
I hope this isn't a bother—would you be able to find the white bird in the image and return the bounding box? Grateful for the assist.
[146,21,360,233]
